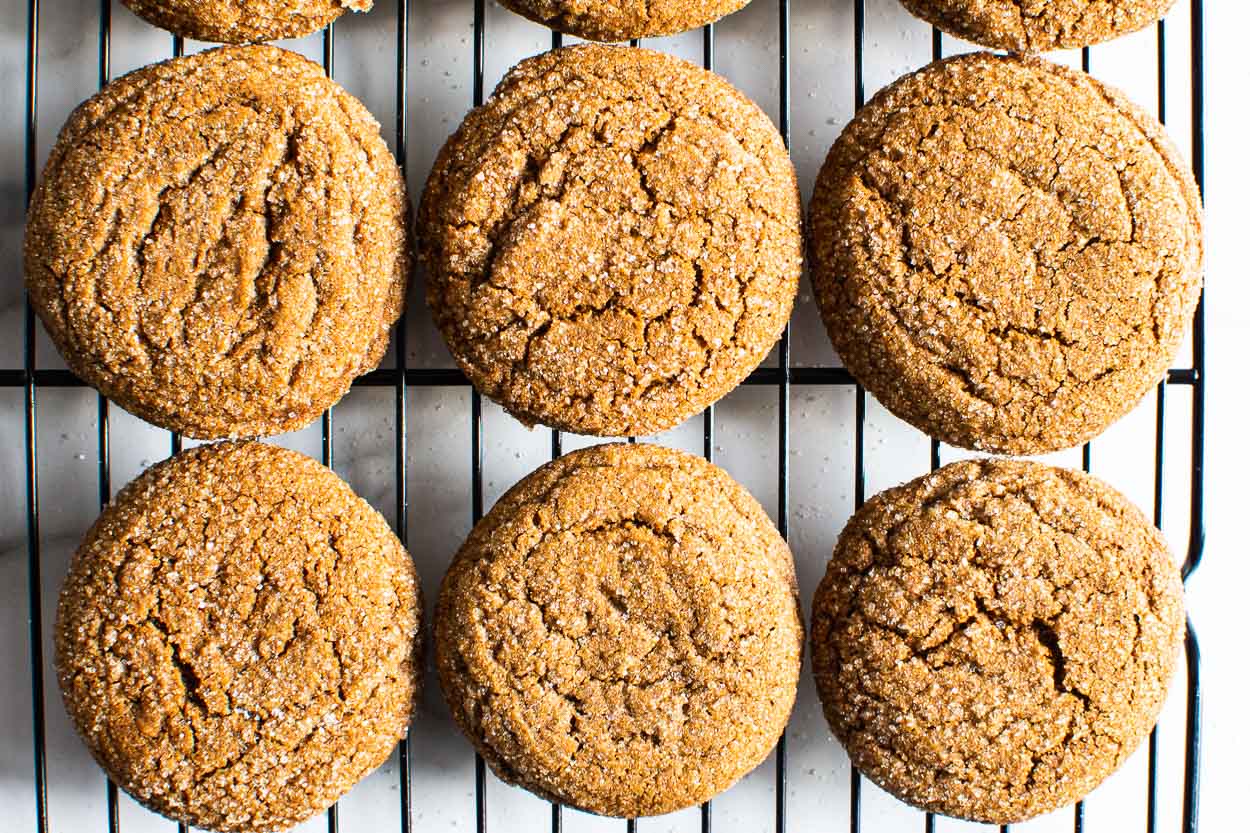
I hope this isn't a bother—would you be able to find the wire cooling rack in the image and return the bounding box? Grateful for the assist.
[7,0,1204,831]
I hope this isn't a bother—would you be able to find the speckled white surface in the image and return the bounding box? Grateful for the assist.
[0,1,1244,831]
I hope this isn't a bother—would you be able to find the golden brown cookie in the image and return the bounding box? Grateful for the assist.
[419,45,801,437]
[55,441,421,833]
[899,0,1176,53]
[25,45,410,439]
[496,0,748,42]
[809,53,1202,455]
[121,0,371,43]
[811,459,1185,824]
[435,443,803,817]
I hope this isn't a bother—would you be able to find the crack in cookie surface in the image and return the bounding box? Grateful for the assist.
[435,443,803,817]
[120,0,371,43]
[55,441,421,833]
[808,53,1202,454]
[494,0,748,42]
[899,0,1177,52]
[419,45,801,437]
[810,459,1185,824]
[25,45,410,439]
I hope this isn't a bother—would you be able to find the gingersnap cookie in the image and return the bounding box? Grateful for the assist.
[419,45,801,437]
[899,0,1176,53]
[25,45,410,439]
[496,0,747,42]
[809,53,1202,455]
[436,443,803,817]
[55,441,421,833]
[121,0,371,43]
[811,459,1185,823]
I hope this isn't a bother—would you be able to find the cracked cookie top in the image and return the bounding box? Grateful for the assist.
[494,0,749,42]
[55,441,421,833]
[435,443,803,816]
[811,459,1185,824]
[121,0,372,43]
[418,45,801,437]
[25,45,410,439]
[809,53,1202,455]
[899,0,1176,53]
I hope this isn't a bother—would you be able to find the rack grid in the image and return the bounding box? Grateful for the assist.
[13,0,1204,831]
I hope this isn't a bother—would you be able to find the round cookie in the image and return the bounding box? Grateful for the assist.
[809,53,1202,455]
[811,459,1185,823]
[55,441,421,833]
[899,0,1176,53]
[25,45,410,439]
[435,443,803,817]
[419,45,801,437]
[121,0,371,44]
[495,0,748,42]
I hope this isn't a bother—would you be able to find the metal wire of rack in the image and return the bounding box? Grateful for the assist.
[14,0,1205,831]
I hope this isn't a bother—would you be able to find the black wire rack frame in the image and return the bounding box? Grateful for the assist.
[16,0,1206,831]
